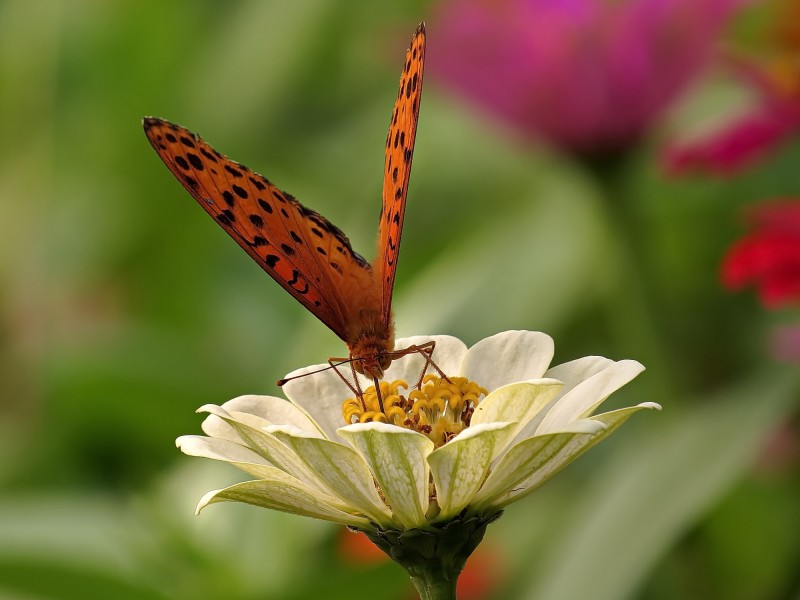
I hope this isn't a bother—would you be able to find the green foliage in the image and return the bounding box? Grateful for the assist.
[1,1,798,598]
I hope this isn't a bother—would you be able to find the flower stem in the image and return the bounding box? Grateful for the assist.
[584,151,675,406]
[408,564,459,599]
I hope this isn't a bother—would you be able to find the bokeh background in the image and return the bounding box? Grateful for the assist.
[1,0,799,598]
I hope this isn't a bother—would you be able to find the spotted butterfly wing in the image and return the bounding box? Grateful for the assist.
[142,117,371,342]
[377,22,425,333]
[143,23,426,380]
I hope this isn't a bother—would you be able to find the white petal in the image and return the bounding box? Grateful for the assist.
[513,357,615,440]
[197,405,325,489]
[480,403,660,510]
[199,401,324,445]
[544,356,616,389]
[177,434,261,463]
[282,364,365,442]
[591,402,662,430]
[196,474,370,528]
[471,379,563,447]
[220,394,322,434]
[176,435,277,478]
[199,403,254,443]
[268,426,394,527]
[339,423,434,529]
[469,421,602,512]
[460,330,555,391]
[383,335,469,383]
[536,360,645,434]
[200,412,240,444]
[428,422,516,520]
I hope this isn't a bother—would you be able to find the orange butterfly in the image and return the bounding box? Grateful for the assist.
[143,23,432,396]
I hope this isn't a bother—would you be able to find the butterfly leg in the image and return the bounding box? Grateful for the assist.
[411,341,448,389]
[328,357,366,410]
[390,341,451,390]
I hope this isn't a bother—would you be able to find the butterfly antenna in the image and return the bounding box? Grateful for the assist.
[276,358,355,387]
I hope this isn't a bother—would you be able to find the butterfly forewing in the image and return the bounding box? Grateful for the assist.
[142,116,371,341]
[376,23,426,328]
[143,23,426,377]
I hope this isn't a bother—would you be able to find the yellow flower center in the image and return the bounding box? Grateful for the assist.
[342,375,489,448]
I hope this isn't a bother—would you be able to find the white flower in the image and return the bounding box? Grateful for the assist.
[177,331,660,531]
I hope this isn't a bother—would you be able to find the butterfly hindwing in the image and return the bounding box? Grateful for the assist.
[143,117,370,341]
[376,23,426,328]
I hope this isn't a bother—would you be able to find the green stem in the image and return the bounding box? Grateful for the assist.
[408,564,459,600]
[584,151,675,406]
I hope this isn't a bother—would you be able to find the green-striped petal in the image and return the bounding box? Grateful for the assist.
[339,423,434,529]
[197,472,370,528]
[268,425,394,527]
[428,422,516,520]
[471,379,563,448]
[470,420,605,513]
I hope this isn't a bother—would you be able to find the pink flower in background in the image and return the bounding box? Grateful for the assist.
[433,0,740,155]
[721,200,800,308]
[665,1,800,175]
[771,325,800,364]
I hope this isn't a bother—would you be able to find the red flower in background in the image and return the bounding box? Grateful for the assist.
[722,200,800,308]
[433,0,740,155]
[665,1,800,175]
[339,529,388,565]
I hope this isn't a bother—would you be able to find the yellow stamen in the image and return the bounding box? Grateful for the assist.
[341,376,489,447]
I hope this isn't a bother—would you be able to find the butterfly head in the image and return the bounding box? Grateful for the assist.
[349,335,393,380]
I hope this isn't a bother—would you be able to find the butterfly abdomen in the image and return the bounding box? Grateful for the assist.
[341,267,395,379]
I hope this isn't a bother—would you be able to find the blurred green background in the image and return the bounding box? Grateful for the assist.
[1,1,799,598]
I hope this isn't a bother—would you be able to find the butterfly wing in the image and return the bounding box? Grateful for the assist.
[376,23,426,328]
[143,117,371,342]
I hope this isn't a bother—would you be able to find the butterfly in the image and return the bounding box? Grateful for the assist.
[143,23,432,396]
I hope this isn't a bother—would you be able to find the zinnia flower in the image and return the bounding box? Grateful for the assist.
[664,0,800,175]
[721,200,800,307]
[433,0,740,155]
[177,331,658,593]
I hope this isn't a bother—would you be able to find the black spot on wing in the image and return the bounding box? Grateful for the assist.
[200,147,218,163]
[224,165,242,178]
[187,153,203,170]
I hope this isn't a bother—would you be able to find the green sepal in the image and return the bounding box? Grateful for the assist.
[357,511,502,600]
